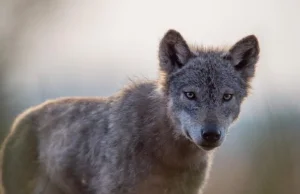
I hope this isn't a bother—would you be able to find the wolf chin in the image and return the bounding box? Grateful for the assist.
[0,29,259,194]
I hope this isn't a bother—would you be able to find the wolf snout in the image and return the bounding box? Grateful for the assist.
[202,129,221,143]
[186,124,224,150]
[199,124,224,150]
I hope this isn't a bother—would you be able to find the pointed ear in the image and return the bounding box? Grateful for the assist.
[159,29,192,74]
[226,35,260,82]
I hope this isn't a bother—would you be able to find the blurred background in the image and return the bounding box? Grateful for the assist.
[0,0,299,193]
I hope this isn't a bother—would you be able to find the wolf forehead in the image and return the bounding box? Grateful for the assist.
[159,29,259,99]
[167,51,248,94]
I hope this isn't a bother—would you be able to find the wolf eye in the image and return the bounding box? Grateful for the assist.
[223,94,233,101]
[184,92,196,100]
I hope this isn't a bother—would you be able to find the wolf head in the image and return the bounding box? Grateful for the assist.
[159,29,259,151]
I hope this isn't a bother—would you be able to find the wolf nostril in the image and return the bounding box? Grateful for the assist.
[202,130,221,142]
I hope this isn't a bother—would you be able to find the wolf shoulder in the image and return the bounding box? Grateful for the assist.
[12,80,159,133]
[9,96,111,135]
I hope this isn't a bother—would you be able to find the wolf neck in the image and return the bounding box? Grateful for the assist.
[118,81,209,169]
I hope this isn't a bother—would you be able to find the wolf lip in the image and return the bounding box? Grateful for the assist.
[200,142,221,151]
[184,130,221,150]
[201,145,219,151]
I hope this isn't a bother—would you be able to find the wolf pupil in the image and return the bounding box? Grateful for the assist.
[223,94,233,101]
[185,92,196,100]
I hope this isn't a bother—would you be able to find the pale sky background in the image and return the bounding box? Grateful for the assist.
[3,0,300,100]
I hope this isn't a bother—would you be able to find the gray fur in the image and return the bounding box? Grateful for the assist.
[0,29,259,194]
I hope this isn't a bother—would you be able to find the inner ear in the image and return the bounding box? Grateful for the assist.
[159,29,192,74]
[228,35,259,68]
[226,35,260,81]
[168,44,184,68]
[234,48,254,70]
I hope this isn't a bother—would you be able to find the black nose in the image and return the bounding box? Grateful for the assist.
[201,125,221,143]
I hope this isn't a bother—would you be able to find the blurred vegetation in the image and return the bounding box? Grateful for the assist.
[204,106,300,194]
[248,108,300,194]
[0,40,9,144]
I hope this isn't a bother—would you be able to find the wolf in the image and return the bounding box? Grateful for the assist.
[0,29,259,194]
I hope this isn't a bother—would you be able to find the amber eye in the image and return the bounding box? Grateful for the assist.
[184,92,196,100]
[223,94,233,101]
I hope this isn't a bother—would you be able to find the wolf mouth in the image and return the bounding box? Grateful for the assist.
[184,129,220,151]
